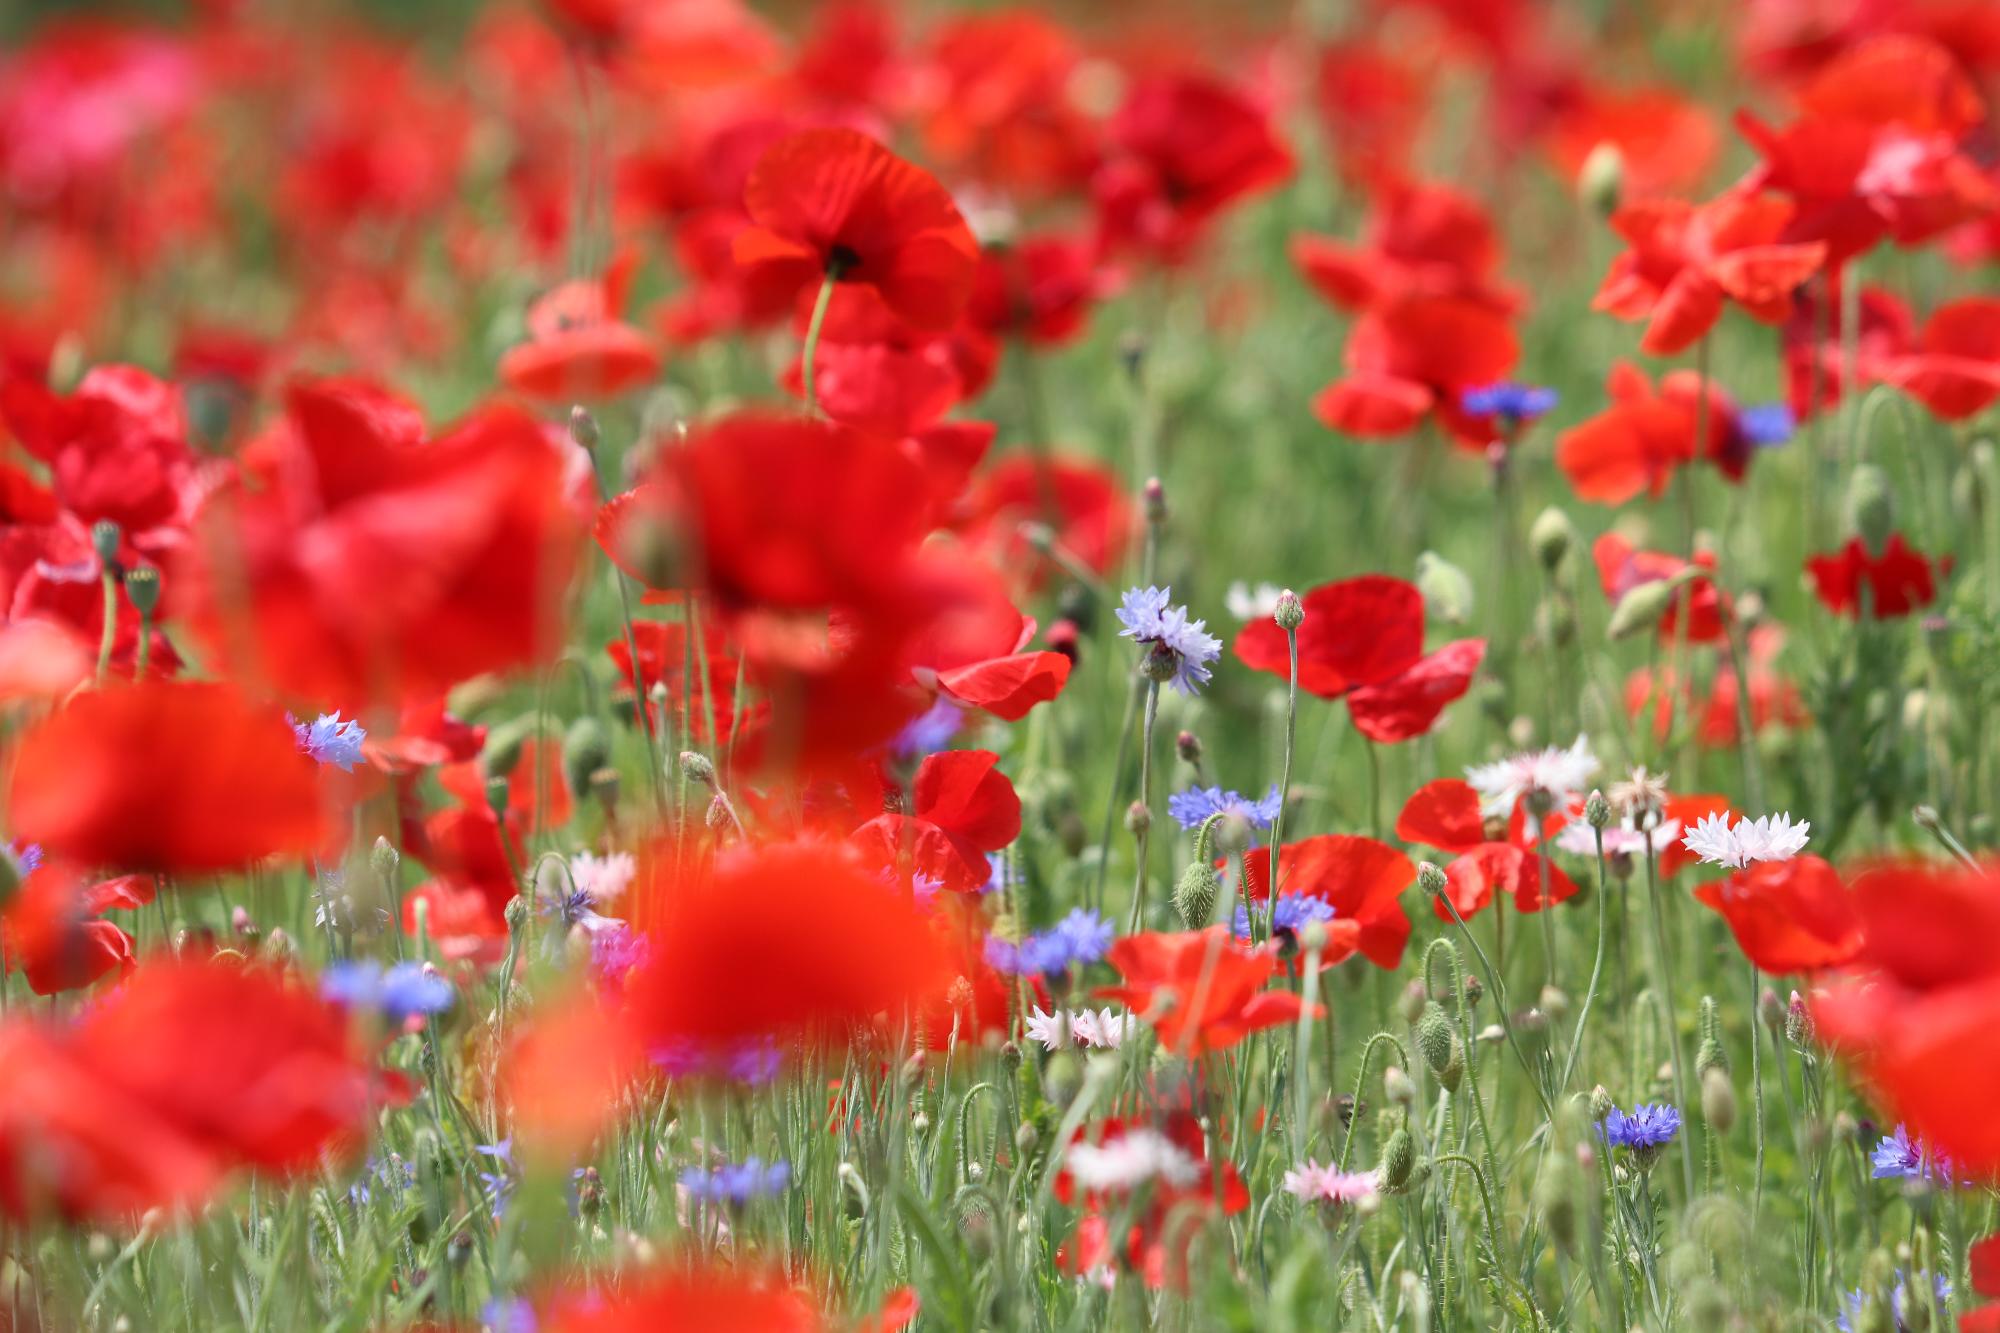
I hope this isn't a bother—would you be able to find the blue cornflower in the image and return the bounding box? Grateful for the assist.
[1461,382,1558,425]
[482,1299,540,1333]
[1600,1103,1681,1166]
[988,908,1115,976]
[474,1139,517,1218]
[890,697,963,759]
[321,959,455,1023]
[1168,783,1284,833]
[680,1157,791,1204]
[290,711,367,772]
[1737,402,1795,446]
[540,885,604,931]
[1042,908,1114,968]
[1234,892,1336,941]
[1116,586,1223,696]
[984,852,1018,896]
[1836,1272,1950,1333]
[7,841,41,878]
[649,1036,783,1085]
[348,1154,416,1207]
[1870,1123,1955,1184]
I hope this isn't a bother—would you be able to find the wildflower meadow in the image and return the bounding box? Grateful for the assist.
[4,0,2000,1328]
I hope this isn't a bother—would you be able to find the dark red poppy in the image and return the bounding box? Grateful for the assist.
[605,619,757,744]
[1313,293,1519,445]
[1239,834,1416,968]
[624,839,953,1051]
[1692,854,1861,973]
[966,233,1113,348]
[1556,361,1778,504]
[1096,928,1320,1057]
[1593,192,1825,356]
[1234,575,1483,742]
[1093,72,1293,261]
[733,127,980,331]
[177,381,587,708]
[1879,296,2000,421]
[1804,534,1943,618]
[500,255,663,402]
[8,682,328,875]
[1813,861,2000,1176]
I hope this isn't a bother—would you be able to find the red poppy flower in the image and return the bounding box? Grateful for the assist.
[1592,532,1730,644]
[531,1263,826,1332]
[605,619,757,744]
[1556,361,1776,504]
[1692,854,1862,973]
[1234,575,1483,742]
[1313,39,1430,185]
[1624,626,1809,749]
[852,749,1019,893]
[959,452,1136,588]
[777,285,996,435]
[1593,192,1825,356]
[177,381,587,708]
[1313,293,1519,444]
[1878,296,2000,421]
[1434,842,1580,919]
[0,618,91,700]
[899,555,1072,722]
[1,866,135,996]
[1292,179,1516,315]
[500,255,662,402]
[936,651,1071,722]
[1240,834,1415,968]
[1056,1111,1249,1290]
[624,839,954,1051]
[1546,85,1720,198]
[733,127,980,332]
[966,233,1114,348]
[8,682,328,875]
[913,12,1099,202]
[1805,534,1943,618]
[1735,36,1996,267]
[1396,779,1491,855]
[1813,861,2000,1176]
[1096,928,1321,1057]
[1782,281,1914,420]
[0,363,196,536]
[1094,72,1293,262]
[504,989,647,1163]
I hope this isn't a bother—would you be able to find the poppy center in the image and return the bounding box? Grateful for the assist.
[826,245,861,278]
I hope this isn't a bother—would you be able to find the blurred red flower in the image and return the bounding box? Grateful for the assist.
[1878,296,2000,421]
[1313,293,1519,444]
[1693,854,1862,973]
[1592,532,1730,644]
[1096,927,1321,1056]
[1804,534,1943,618]
[500,255,662,402]
[1240,834,1415,968]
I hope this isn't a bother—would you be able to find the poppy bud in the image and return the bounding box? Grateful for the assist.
[1397,979,1428,1025]
[1000,1041,1022,1071]
[1213,811,1252,857]
[1701,1066,1737,1133]
[1384,1065,1417,1109]
[568,405,601,454]
[1176,730,1202,764]
[91,520,122,567]
[1844,463,1895,553]
[1042,1051,1084,1109]
[122,565,161,617]
[1415,1005,1463,1093]
[1529,506,1576,573]
[1414,554,1474,626]
[1174,860,1220,928]
[371,836,400,885]
[1758,987,1785,1031]
[679,750,717,788]
[1297,919,1330,954]
[1462,973,1484,1009]
[1014,1121,1038,1156]
[1585,789,1612,829]
[1534,1150,1583,1252]
[590,766,620,808]
[1274,587,1305,631]
[1607,577,1682,640]
[1696,1032,1729,1080]
[1579,142,1624,217]
[1785,991,1814,1046]
[1379,1126,1416,1192]
[504,894,530,936]
[562,717,610,798]
[1125,801,1151,836]
[1536,596,1576,647]
[1416,861,1448,898]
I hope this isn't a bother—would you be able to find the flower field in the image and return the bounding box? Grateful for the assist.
[3,0,2000,1328]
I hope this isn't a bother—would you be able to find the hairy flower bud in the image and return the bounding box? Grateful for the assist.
[1529,506,1577,573]
[1415,1005,1463,1093]
[568,405,601,453]
[371,836,400,883]
[1534,1150,1584,1252]
[1173,859,1219,928]
[1590,1085,1616,1121]
[679,750,717,788]
[1414,553,1474,625]
[1124,800,1151,835]
[1416,861,1448,898]
[1274,588,1305,631]
[1379,1126,1416,1192]
[1384,1065,1417,1109]
[1701,1065,1738,1134]
[1607,577,1679,640]
[1579,142,1625,217]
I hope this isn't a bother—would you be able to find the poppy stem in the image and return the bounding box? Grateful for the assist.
[1749,960,1765,1223]
[1126,679,1161,934]
[95,567,118,684]
[1269,619,1299,915]
[1642,840,1698,1202]
[801,269,839,415]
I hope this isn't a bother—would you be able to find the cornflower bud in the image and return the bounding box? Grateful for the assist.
[1274,588,1305,631]
[680,750,717,788]
[1416,861,1448,899]
[1585,789,1612,829]
[1175,730,1202,764]
[1529,506,1576,573]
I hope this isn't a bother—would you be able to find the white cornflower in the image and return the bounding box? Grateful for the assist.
[1681,812,1811,869]
[1025,1005,1072,1052]
[1226,581,1284,621]
[1066,1128,1202,1192]
[1071,1008,1136,1050]
[1466,735,1599,820]
[570,849,637,903]
[1555,815,1681,859]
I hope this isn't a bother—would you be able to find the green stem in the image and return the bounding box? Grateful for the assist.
[1125,679,1162,934]
[801,268,839,415]
[96,570,119,683]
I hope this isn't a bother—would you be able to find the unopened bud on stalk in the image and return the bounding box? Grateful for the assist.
[1384,1065,1417,1109]
[705,795,731,830]
[1176,730,1202,763]
[1143,477,1166,525]
[1414,554,1473,625]
[485,775,511,817]
[1529,506,1576,573]
[1844,463,1895,553]
[1759,986,1785,1031]
[1579,142,1625,217]
[562,717,610,798]
[1173,859,1219,928]
[568,405,601,453]
[1397,979,1428,1026]
[1590,1085,1616,1121]
[1585,789,1612,829]
[1701,1065,1737,1133]
[503,895,530,935]
[371,836,400,882]
[1274,587,1305,631]
[1379,1125,1416,1192]
[1124,801,1151,835]
[680,750,717,788]
[1118,332,1146,382]
[1535,1150,1584,1251]
[1607,577,1680,640]
[1785,991,1814,1046]
[1415,1005,1463,1093]
[1539,986,1570,1024]
[1416,861,1448,899]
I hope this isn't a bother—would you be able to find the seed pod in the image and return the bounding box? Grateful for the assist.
[1414,1005,1463,1093]
[1379,1126,1416,1192]
[1529,506,1577,573]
